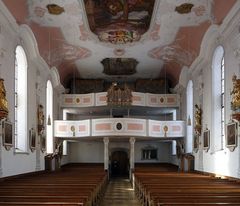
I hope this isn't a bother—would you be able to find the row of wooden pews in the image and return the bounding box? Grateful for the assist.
[133,164,240,205]
[0,163,107,206]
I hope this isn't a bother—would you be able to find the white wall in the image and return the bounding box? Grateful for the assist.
[68,140,172,164]
[135,141,171,163]
[0,2,62,178]
[178,1,240,178]
[69,141,104,163]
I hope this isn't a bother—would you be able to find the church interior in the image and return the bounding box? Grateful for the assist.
[1,0,240,205]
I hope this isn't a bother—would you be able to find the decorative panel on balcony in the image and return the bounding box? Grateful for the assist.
[132,92,145,106]
[92,118,146,137]
[95,92,107,106]
[146,93,179,107]
[148,120,185,137]
[54,120,90,137]
[61,93,94,107]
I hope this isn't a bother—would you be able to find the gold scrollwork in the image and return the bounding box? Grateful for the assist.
[0,78,9,120]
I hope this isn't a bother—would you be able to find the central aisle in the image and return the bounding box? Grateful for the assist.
[100,178,141,206]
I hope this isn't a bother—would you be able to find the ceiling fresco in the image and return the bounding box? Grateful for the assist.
[84,0,155,44]
[2,0,237,86]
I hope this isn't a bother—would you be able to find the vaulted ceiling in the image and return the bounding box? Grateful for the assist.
[2,0,236,87]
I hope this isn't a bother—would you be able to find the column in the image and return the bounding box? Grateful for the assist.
[62,109,68,156]
[129,137,135,171]
[103,137,109,171]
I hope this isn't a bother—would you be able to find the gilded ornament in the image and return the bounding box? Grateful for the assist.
[175,3,194,14]
[0,78,9,119]
[163,125,168,137]
[71,125,75,136]
[107,82,132,107]
[194,104,202,135]
[231,74,240,121]
[37,104,44,135]
[46,4,64,15]
[231,74,240,111]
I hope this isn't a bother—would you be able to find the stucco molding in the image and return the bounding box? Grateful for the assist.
[0,1,18,33]
[177,66,189,89]
[50,67,65,94]
[0,2,53,83]
[190,1,240,76]
[18,24,50,80]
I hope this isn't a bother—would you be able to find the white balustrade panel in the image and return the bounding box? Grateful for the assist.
[132,92,146,106]
[146,93,179,107]
[92,118,146,137]
[61,93,94,107]
[95,92,107,106]
[54,119,185,138]
[54,120,90,137]
[61,93,179,108]
[148,120,185,137]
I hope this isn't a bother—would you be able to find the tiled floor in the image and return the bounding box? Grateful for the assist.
[100,178,141,206]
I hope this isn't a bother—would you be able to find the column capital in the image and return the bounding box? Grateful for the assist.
[129,137,135,144]
[103,137,109,144]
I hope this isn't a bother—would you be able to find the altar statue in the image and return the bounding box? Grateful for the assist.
[231,74,240,111]
[0,78,9,119]
[194,104,202,135]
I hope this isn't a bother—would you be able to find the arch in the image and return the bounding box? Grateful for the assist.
[178,66,189,88]
[15,45,28,152]
[50,67,65,93]
[212,45,225,151]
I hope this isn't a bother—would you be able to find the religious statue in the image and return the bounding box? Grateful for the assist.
[194,104,202,135]
[231,74,240,111]
[231,74,240,121]
[0,78,9,120]
[37,104,44,135]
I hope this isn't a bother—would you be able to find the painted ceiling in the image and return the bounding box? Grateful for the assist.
[2,0,236,87]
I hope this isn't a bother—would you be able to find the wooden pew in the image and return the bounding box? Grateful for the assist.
[133,164,240,206]
[0,164,107,206]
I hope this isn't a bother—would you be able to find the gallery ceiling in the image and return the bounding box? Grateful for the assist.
[2,0,236,87]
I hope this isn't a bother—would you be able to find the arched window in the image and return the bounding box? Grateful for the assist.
[186,80,193,153]
[212,45,225,151]
[46,80,53,153]
[15,46,28,152]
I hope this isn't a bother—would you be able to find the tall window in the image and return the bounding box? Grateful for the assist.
[15,46,28,152]
[221,56,225,145]
[46,80,53,153]
[186,80,193,153]
[212,45,224,150]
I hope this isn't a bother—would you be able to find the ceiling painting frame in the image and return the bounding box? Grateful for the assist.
[78,0,160,47]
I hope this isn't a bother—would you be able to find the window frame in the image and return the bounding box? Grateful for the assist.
[211,45,225,151]
[14,45,28,153]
